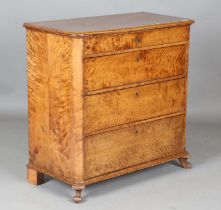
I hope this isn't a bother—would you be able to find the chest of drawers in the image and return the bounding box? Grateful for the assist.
[24,12,194,203]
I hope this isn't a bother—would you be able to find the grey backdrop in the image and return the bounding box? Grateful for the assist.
[0,1,221,210]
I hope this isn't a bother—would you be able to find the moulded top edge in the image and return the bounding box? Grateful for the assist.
[23,12,194,37]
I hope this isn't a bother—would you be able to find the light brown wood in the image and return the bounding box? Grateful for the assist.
[85,112,184,136]
[85,151,189,185]
[85,115,185,178]
[83,41,188,58]
[27,151,189,186]
[71,38,84,184]
[84,26,189,55]
[24,12,194,203]
[47,33,72,179]
[27,30,50,171]
[84,78,186,134]
[84,44,187,91]
[26,30,84,183]
[27,167,44,185]
[84,74,185,96]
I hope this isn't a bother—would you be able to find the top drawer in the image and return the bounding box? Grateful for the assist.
[84,26,189,55]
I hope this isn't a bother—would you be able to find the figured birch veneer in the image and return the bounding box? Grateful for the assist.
[24,12,194,203]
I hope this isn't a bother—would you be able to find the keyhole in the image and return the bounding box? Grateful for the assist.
[136,56,140,62]
[134,36,142,43]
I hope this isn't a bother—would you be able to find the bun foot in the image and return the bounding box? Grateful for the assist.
[72,185,85,203]
[178,157,192,169]
[73,191,82,203]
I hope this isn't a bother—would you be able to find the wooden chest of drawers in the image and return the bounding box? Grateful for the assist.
[24,12,194,203]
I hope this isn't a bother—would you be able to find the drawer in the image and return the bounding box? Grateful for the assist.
[84,78,186,134]
[84,44,187,92]
[84,26,189,55]
[84,115,185,179]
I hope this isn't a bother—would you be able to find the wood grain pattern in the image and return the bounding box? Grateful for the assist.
[84,26,189,54]
[47,34,72,179]
[84,79,186,134]
[27,30,50,171]
[84,44,187,91]
[71,38,84,183]
[83,41,188,58]
[85,151,189,185]
[85,115,185,178]
[84,75,185,96]
[27,30,84,182]
[27,150,189,186]
[85,112,184,136]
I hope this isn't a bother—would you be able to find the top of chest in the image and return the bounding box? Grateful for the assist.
[23,12,194,37]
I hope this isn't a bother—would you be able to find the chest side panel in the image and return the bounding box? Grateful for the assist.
[84,44,187,92]
[84,78,186,134]
[27,29,76,180]
[84,115,185,179]
[27,30,50,171]
[84,26,189,55]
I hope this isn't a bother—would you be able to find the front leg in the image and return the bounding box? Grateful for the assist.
[72,185,85,203]
[178,157,192,169]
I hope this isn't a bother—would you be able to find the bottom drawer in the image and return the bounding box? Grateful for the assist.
[84,115,185,179]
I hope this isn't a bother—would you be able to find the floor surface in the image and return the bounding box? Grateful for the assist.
[0,117,220,210]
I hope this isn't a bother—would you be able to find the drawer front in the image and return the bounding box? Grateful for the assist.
[85,115,185,179]
[84,26,189,55]
[84,44,187,92]
[84,79,186,134]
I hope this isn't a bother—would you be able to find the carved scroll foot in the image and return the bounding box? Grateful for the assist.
[178,157,192,169]
[27,167,44,185]
[72,185,85,203]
